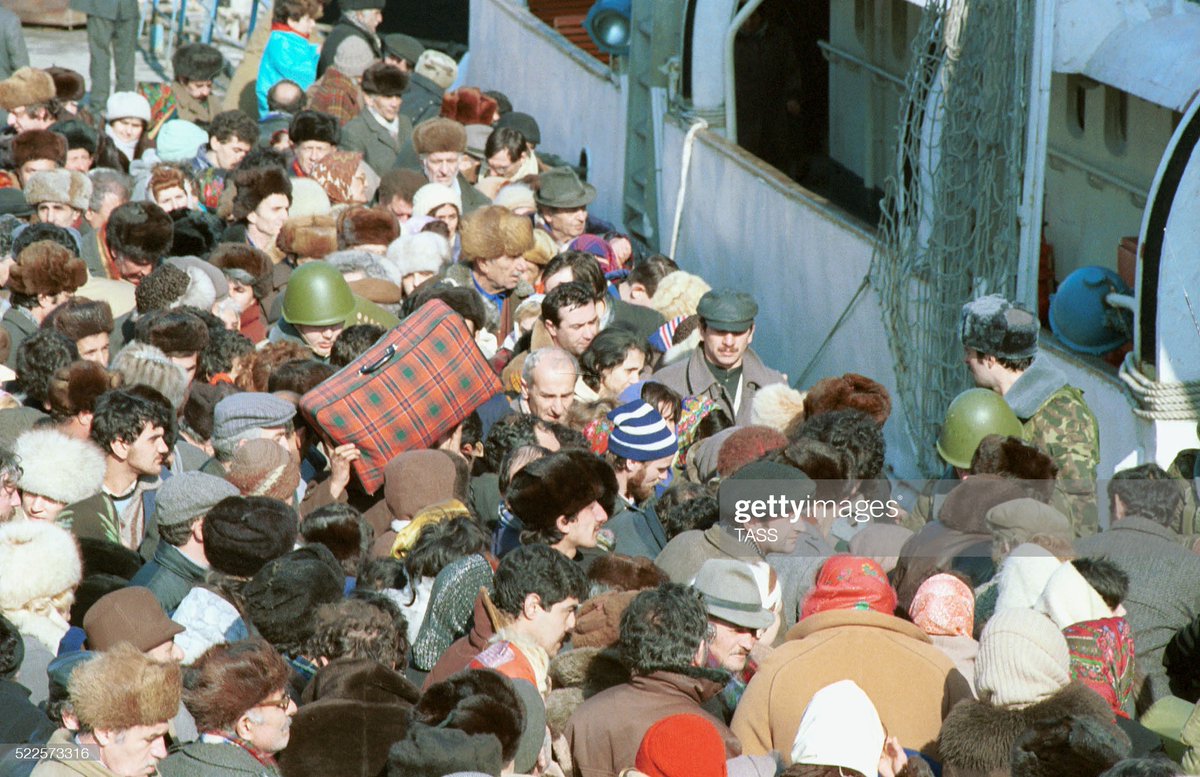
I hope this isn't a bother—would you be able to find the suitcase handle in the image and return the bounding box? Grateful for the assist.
[359,344,396,375]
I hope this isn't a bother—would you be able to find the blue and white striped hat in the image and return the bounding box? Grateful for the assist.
[606,400,678,462]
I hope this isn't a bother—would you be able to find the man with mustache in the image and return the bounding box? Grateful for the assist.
[653,289,787,426]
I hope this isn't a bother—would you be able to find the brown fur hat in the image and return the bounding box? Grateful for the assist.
[106,201,174,265]
[460,205,534,262]
[48,360,121,418]
[804,372,892,425]
[9,240,87,296]
[0,67,55,111]
[586,554,668,594]
[970,434,1059,503]
[412,117,467,155]
[337,206,399,249]
[12,129,67,168]
[231,166,292,222]
[44,67,85,101]
[439,87,498,126]
[210,242,273,299]
[277,214,339,260]
[70,643,182,731]
[360,63,409,97]
[571,591,639,649]
[140,309,211,355]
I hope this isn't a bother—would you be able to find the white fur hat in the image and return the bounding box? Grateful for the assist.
[751,383,807,433]
[0,519,82,611]
[411,182,461,219]
[106,91,151,123]
[386,232,451,278]
[24,168,93,211]
[14,428,106,505]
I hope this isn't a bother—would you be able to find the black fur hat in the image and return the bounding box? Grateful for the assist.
[172,42,225,83]
[170,209,224,259]
[230,166,292,222]
[289,110,340,146]
[506,449,618,535]
[138,309,211,355]
[106,201,174,265]
[49,119,98,155]
[361,63,409,97]
[1011,714,1129,777]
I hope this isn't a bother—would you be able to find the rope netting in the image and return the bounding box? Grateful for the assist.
[870,0,1034,474]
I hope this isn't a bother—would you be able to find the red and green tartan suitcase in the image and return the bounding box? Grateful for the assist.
[299,300,501,494]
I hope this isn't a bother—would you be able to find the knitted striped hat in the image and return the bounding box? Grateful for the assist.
[606,401,677,462]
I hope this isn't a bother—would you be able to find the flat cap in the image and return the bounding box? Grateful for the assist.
[697,289,758,333]
[213,392,296,441]
[960,293,1039,360]
[382,33,425,65]
[155,471,240,527]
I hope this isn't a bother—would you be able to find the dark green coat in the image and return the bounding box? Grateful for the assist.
[340,109,413,178]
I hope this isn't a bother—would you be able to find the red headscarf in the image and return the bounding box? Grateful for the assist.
[802,556,897,619]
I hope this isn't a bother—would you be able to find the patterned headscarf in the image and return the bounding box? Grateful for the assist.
[909,573,975,637]
[674,395,718,470]
[308,150,364,205]
[1063,616,1136,718]
[582,418,613,455]
[801,556,897,619]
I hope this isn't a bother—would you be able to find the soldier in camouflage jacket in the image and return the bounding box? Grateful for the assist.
[960,294,1100,536]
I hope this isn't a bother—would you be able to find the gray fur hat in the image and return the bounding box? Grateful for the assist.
[960,293,1039,360]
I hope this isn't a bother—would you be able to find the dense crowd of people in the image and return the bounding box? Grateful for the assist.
[0,3,1199,777]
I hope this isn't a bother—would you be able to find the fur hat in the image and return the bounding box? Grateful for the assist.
[961,294,1039,360]
[507,450,618,536]
[141,309,211,355]
[289,110,341,146]
[387,722,504,777]
[412,117,467,155]
[750,383,807,433]
[277,214,339,260]
[440,87,498,126]
[210,242,273,299]
[1010,714,1130,777]
[48,361,121,419]
[716,425,788,478]
[338,206,399,248]
[386,232,450,278]
[24,168,92,211]
[203,495,298,578]
[44,67,85,101]
[361,63,409,97]
[172,42,224,82]
[572,590,638,649]
[50,119,98,154]
[231,166,292,221]
[106,201,174,265]
[134,263,189,314]
[651,271,711,319]
[12,129,67,168]
[0,518,82,611]
[287,177,332,219]
[415,49,458,90]
[69,643,182,731]
[9,240,88,297]
[586,554,668,594]
[803,372,892,425]
[169,210,224,259]
[106,91,150,123]
[242,544,345,650]
[0,67,55,110]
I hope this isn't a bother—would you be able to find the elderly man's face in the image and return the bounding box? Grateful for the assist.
[294,140,333,175]
[239,689,297,754]
[524,362,576,423]
[8,105,55,133]
[114,253,155,286]
[94,722,170,777]
[474,252,529,295]
[542,205,587,243]
[422,152,461,186]
[707,617,760,673]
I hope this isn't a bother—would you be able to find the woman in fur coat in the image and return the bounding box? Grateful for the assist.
[937,608,1128,777]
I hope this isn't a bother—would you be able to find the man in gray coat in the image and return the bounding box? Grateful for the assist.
[68,0,138,109]
[341,63,413,177]
[653,289,787,426]
[1075,463,1200,709]
[0,7,29,82]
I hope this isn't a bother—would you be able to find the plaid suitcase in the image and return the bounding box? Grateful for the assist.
[299,300,501,494]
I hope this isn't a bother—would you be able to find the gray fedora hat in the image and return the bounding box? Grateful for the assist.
[692,558,774,631]
[536,167,596,209]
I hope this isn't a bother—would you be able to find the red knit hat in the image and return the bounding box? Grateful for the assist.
[634,714,727,777]
[801,556,897,619]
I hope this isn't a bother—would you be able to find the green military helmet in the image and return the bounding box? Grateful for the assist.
[282,262,356,327]
[936,388,1024,469]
